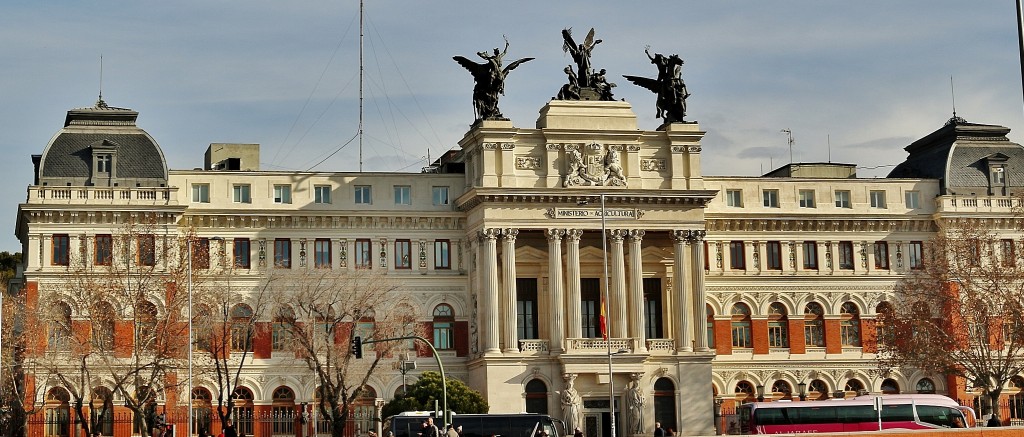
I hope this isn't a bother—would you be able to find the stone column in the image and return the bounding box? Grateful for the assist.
[478,229,501,354]
[501,228,519,353]
[609,230,627,339]
[627,230,646,353]
[546,229,566,353]
[565,229,583,342]
[689,231,709,351]
[672,230,692,352]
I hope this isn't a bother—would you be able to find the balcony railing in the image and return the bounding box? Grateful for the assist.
[27,186,178,205]
[518,339,550,354]
[565,338,638,354]
[937,195,1020,213]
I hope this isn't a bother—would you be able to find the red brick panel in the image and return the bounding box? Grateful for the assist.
[455,321,468,357]
[418,322,434,357]
[861,319,877,353]
[714,319,732,355]
[115,321,135,358]
[252,322,272,359]
[824,319,842,354]
[752,319,769,354]
[788,319,806,354]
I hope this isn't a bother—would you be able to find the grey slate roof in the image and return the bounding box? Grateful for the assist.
[39,132,167,180]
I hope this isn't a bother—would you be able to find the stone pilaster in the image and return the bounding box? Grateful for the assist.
[627,230,646,352]
[565,229,583,339]
[500,228,519,353]
[478,229,501,354]
[546,229,566,353]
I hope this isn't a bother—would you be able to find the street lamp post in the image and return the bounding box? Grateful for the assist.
[756,385,765,402]
[188,238,194,437]
[797,382,807,401]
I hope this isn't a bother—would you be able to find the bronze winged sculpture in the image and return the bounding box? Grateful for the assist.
[561,28,602,88]
[453,37,534,122]
[623,46,689,123]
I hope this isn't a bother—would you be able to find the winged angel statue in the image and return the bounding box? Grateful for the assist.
[453,37,534,122]
[561,27,602,88]
[622,46,690,123]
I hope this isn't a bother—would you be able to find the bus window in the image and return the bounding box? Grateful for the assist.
[754,408,789,426]
[917,405,957,428]
[880,404,914,422]
[794,406,837,424]
[836,405,874,423]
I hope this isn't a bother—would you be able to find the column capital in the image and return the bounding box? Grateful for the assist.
[545,228,565,241]
[626,229,645,241]
[607,229,626,242]
[478,228,500,242]
[500,228,519,242]
[686,230,707,242]
[565,228,584,241]
[672,230,688,243]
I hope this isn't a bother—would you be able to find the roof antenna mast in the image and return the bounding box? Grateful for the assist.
[358,0,365,172]
[781,128,794,164]
[97,54,107,108]
[948,76,965,125]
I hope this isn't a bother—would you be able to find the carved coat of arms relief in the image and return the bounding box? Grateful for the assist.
[562,143,627,187]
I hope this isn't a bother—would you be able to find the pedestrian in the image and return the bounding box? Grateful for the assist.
[666,428,674,436]
[446,425,458,437]
[653,422,665,437]
[987,415,1001,427]
[224,424,238,437]
[573,427,583,437]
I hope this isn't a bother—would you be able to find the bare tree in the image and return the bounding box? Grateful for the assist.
[878,218,1024,421]
[29,219,194,437]
[1,278,42,437]
[269,268,421,437]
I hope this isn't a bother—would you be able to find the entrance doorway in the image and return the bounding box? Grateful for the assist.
[583,399,620,437]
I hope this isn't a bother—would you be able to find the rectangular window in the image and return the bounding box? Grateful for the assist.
[839,241,855,270]
[434,240,451,269]
[909,241,924,269]
[232,184,251,203]
[726,189,743,207]
[516,278,539,340]
[841,320,861,346]
[729,241,745,270]
[762,189,779,208]
[354,185,372,204]
[432,186,450,206]
[766,241,782,270]
[805,321,824,347]
[273,184,292,204]
[993,166,1006,185]
[138,235,156,267]
[870,190,887,208]
[192,184,210,203]
[731,322,752,348]
[643,278,663,339]
[192,238,210,270]
[580,278,601,338]
[233,238,251,269]
[799,190,816,208]
[354,239,372,269]
[314,239,332,268]
[802,241,818,270]
[94,234,112,266]
[96,154,112,173]
[432,318,453,350]
[314,185,332,204]
[52,234,70,266]
[905,191,920,209]
[874,241,889,269]
[1002,239,1016,267]
[394,185,412,205]
[274,238,291,268]
[835,190,851,208]
[395,239,412,269]
[768,322,789,348]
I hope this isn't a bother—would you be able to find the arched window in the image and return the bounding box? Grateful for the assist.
[654,378,677,430]
[876,378,901,395]
[230,304,254,352]
[1009,376,1024,422]
[44,387,70,437]
[193,304,213,352]
[706,304,715,349]
[136,300,158,351]
[840,302,861,347]
[524,379,548,414]
[771,380,792,401]
[91,386,114,436]
[92,301,116,351]
[192,388,213,436]
[875,302,893,347]
[232,386,255,437]
[354,386,378,436]
[271,386,296,435]
[272,305,295,352]
[47,301,72,351]
[768,303,789,348]
[844,379,865,396]
[731,303,752,349]
[432,304,455,350]
[735,381,755,404]
[808,379,829,401]
[803,302,825,347]
[916,378,935,394]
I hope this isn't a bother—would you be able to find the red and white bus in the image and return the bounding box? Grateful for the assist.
[736,394,975,434]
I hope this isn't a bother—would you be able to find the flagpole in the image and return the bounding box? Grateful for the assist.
[601,193,617,437]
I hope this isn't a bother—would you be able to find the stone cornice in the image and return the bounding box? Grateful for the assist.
[455,189,717,212]
[705,218,936,233]
[181,213,465,231]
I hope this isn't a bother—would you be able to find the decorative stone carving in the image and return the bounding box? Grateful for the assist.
[563,143,627,187]
[516,156,541,170]
[561,374,582,432]
[640,159,666,171]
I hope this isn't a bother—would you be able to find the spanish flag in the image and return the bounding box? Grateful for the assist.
[599,296,607,340]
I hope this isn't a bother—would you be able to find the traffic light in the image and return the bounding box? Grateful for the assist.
[351,335,363,359]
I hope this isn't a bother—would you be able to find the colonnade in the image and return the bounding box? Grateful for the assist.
[474,227,710,356]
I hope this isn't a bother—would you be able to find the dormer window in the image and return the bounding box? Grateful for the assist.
[89,140,118,187]
[983,153,1010,196]
[96,154,112,174]
[992,166,1006,186]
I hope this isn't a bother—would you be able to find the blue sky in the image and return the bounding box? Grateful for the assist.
[2,1,1023,251]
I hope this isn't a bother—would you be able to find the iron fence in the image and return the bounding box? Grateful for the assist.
[22,410,375,437]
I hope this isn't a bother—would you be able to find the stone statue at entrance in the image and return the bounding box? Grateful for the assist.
[622,46,690,124]
[561,374,583,432]
[625,373,645,436]
[453,37,534,122]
